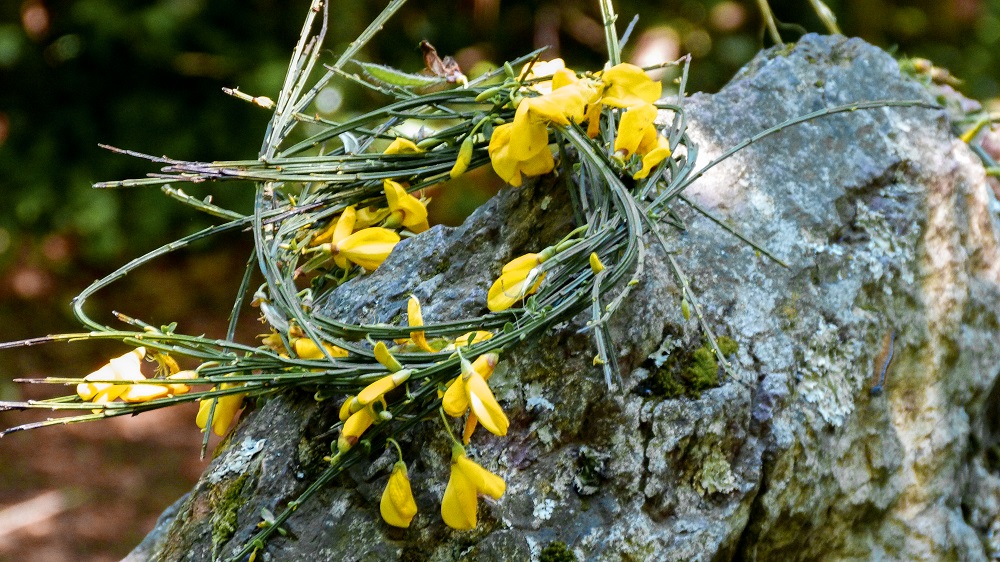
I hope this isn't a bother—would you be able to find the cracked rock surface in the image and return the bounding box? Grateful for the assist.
[128,34,1000,561]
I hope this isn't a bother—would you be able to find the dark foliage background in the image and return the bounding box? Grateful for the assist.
[0,0,997,559]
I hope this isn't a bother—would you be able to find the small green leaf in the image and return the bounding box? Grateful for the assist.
[360,62,443,88]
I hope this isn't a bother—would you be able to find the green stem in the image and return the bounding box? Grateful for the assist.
[598,0,621,66]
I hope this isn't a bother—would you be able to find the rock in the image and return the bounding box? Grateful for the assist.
[128,34,1000,561]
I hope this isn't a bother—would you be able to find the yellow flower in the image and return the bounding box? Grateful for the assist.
[333,227,401,271]
[519,58,566,82]
[311,206,357,247]
[582,63,661,137]
[448,353,500,444]
[384,137,423,155]
[120,372,193,403]
[507,103,552,162]
[196,383,246,437]
[374,341,404,371]
[487,77,597,187]
[384,179,429,233]
[634,135,672,179]
[357,370,411,406]
[487,122,554,187]
[291,337,349,360]
[293,337,349,360]
[338,405,377,452]
[447,330,493,351]
[520,59,585,96]
[354,206,392,230]
[487,253,545,312]
[443,353,506,437]
[610,102,672,179]
[589,252,606,274]
[551,68,581,90]
[509,83,596,160]
[600,63,662,108]
[441,444,506,530]
[380,460,418,528]
[408,295,435,352]
[77,347,147,404]
[614,103,658,157]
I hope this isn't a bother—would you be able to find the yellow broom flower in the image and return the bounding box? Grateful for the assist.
[614,103,659,157]
[333,227,401,271]
[339,395,361,421]
[600,63,662,108]
[353,206,392,230]
[487,253,545,312]
[311,205,357,248]
[120,372,192,403]
[338,405,377,452]
[357,370,411,406]
[447,330,493,351]
[291,337,349,360]
[443,354,506,437]
[384,179,429,233]
[408,295,436,352]
[383,137,423,155]
[380,460,418,528]
[487,123,554,187]
[634,135,673,179]
[441,444,506,530]
[76,347,147,404]
[196,383,246,437]
[450,136,474,179]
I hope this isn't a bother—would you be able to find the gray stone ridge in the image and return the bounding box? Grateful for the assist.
[127,33,1000,561]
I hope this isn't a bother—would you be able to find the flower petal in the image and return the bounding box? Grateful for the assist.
[456,455,506,500]
[462,412,479,444]
[502,253,541,274]
[384,180,429,233]
[77,348,146,402]
[471,353,499,381]
[120,383,170,403]
[487,268,545,312]
[338,407,376,452]
[601,63,662,108]
[335,228,401,271]
[634,136,673,179]
[358,370,410,406]
[466,372,509,436]
[487,123,522,186]
[450,136,474,179]
[614,103,658,156]
[408,295,435,353]
[509,103,550,161]
[384,137,423,154]
[292,338,349,360]
[196,384,246,437]
[442,375,470,417]
[354,206,391,229]
[441,458,478,530]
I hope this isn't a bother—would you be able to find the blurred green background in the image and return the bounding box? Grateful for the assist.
[0,0,997,559]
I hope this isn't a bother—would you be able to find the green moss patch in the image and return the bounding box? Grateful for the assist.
[540,541,577,562]
[209,473,249,555]
[650,336,737,399]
